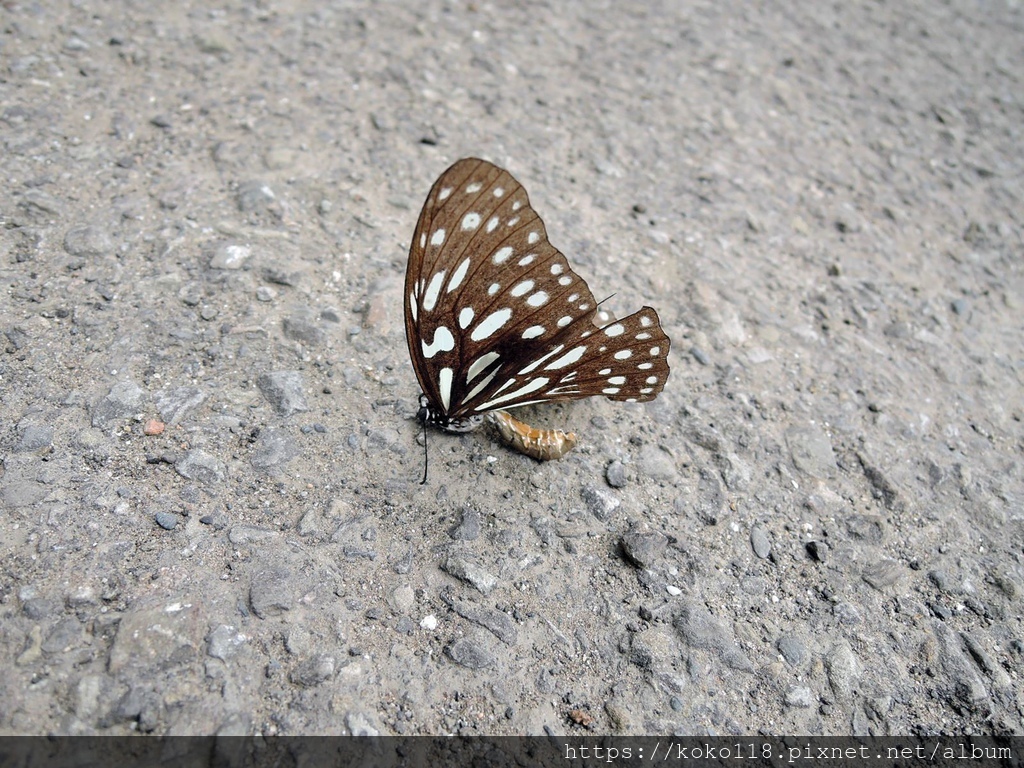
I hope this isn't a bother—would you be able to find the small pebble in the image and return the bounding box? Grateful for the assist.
[605,460,627,488]
[154,511,178,530]
[750,525,771,559]
[620,530,668,569]
[445,637,494,669]
[143,419,165,436]
[256,371,309,416]
[806,540,829,562]
[289,655,335,687]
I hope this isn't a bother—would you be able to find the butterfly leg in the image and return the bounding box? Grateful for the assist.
[488,411,578,461]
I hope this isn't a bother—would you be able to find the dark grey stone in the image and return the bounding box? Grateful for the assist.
[289,655,336,687]
[605,459,627,488]
[91,380,144,427]
[581,485,620,521]
[282,312,325,345]
[16,424,53,452]
[673,601,754,673]
[777,634,808,667]
[63,224,114,257]
[444,596,518,645]
[786,425,837,478]
[154,386,206,424]
[256,371,308,416]
[441,556,497,595]
[175,450,226,484]
[620,530,668,569]
[445,637,494,669]
[250,568,294,618]
[23,597,57,620]
[154,511,178,530]
[750,525,771,559]
[250,427,300,469]
[448,508,481,541]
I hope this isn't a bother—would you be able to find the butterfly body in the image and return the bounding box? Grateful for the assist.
[488,410,577,461]
[404,158,670,463]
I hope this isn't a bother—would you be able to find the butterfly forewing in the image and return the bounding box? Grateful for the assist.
[405,158,670,427]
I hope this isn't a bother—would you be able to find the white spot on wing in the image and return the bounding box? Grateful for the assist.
[608,376,626,385]
[550,263,564,275]
[464,367,499,403]
[522,325,545,339]
[493,246,513,264]
[493,378,517,396]
[526,291,549,307]
[546,385,577,396]
[487,216,499,233]
[421,326,455,359]
[640,315,653,327]
[419,233,426,249]
[466,182,482,193]
[493,187,505,197]
[511,280,534,297]
[638,362,653,370]
[459,306,475,329]
[439,187,453,201]
[447,258,471,294]
[558,276,572,286]
[476,377,551,411]
[466,351,500,384]
[614,350,632,360]
[439,367,454,411]
[409,293,418,322]
[598,368,612,375]
[646,376,658,384]
[461,212,481,230]
[557,315,572,327]
[518,344,565,375]
[544,345,587,370]
[517,254,535,267]
[422,271,446,312]
[604,323,625,337]
[488,283,500,295]
[430,228,445,247]
[528,231,540,244]
[471,308,513,341]
[602,387,621,395]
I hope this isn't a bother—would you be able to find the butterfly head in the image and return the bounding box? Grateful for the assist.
[417,393,483,434]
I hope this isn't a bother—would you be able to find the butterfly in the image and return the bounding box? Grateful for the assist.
[404,158,670,477]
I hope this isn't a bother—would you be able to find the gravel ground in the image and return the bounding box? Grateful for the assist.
[1,0,1022,737]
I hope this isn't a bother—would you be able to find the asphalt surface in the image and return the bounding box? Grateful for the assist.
[1,0,1022,736]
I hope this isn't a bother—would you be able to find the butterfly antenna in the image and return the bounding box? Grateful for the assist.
[420,421,430,485]
[597,293,616,307]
